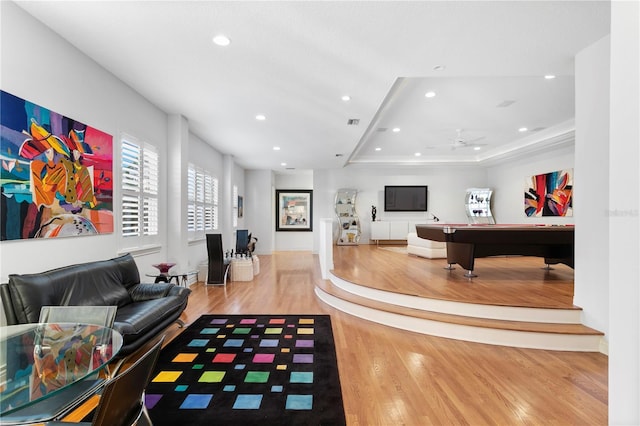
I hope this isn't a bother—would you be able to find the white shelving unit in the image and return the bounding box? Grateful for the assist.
[335,188,361,245]
[465,188,495,224]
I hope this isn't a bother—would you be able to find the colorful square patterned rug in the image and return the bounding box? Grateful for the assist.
[145,315,346,425]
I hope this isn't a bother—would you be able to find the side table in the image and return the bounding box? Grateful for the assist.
[145,270,198,287]
[230,258,254,282]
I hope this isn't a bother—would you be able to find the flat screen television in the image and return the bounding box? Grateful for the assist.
[384,185,428,212]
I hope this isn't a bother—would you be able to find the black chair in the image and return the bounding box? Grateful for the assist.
[47,336,165,426]
[236,229,250,255]
[91,336,163,426]
[206,233,230,285]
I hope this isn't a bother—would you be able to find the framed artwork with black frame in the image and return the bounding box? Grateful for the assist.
[276,189,313,232]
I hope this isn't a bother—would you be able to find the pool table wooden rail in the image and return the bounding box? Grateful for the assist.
[415,224,574,277]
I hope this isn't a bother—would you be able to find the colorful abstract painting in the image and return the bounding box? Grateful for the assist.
[276,189,313,232]
[1,91,113,240]
[524,169,573,217]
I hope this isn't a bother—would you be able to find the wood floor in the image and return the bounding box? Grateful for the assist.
[164,249,608,425]
[333,244,576,309]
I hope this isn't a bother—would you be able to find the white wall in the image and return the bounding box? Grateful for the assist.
[0,3,244,311]
[167,115,189,271]
[274,172,314,251]
[487,144,575,225]
[574,36,610,341]
[0,2,169,283]
[608,1,639,422]
[312,165,488,251]
[189,134,225,186]
[245,170,275,255]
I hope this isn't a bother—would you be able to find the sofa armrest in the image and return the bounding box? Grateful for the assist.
[128,283,173,302]
[128,283,192,302]
[167,285,192,299]
[1,283,18,325]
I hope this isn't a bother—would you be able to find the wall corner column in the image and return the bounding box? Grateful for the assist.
[608,1,640,423]
[167,114,190,268]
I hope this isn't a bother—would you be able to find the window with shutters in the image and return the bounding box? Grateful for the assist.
[120,136,159,247]
[188,163,218,239]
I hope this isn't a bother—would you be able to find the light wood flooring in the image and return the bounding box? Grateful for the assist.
[164,248,607,425]
[333,244,576,309]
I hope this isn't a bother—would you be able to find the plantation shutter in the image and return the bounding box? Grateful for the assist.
[121,138,159,239]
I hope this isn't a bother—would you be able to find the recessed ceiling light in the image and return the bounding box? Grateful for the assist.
[433,65,446,71]
[375,147,382,151]
[474,146,481,151]
[273,146,280,151]
[544,75,556,80]
[518,127,528,132]
[280,162,287,166]
[392,127,401,133]
[212,34,231,46]
[256,114,266,121]
[341,95,351,102]
[425,91,436,98]
[414,152,422,157]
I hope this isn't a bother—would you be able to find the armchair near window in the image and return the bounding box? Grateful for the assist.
[206,234,230,285]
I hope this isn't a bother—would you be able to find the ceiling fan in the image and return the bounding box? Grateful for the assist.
[424,128,488,151]
[447,129,487,150]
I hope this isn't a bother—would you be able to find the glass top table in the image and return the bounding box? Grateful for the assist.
[0,322,123,422]
[145,270,198,286]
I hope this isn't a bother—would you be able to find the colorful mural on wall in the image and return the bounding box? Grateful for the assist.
[1,90,113,240]
[524,169,573,217]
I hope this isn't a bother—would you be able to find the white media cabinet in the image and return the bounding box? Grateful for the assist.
[370,221,420,242]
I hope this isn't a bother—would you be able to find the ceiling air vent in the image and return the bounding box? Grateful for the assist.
[347,118,360,126]
[496,100,516,108]
[376,127,388,132]
[532,127,546,132]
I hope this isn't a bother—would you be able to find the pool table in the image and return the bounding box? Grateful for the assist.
[415,223,574,277]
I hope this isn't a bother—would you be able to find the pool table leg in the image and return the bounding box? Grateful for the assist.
[446,242,476,275]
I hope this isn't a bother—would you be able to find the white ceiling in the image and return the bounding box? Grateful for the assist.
[15,1,610,171]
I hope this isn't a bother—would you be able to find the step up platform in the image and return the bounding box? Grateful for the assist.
[318,272,604,352]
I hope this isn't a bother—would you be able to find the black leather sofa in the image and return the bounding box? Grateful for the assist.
[1,253,191,356]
